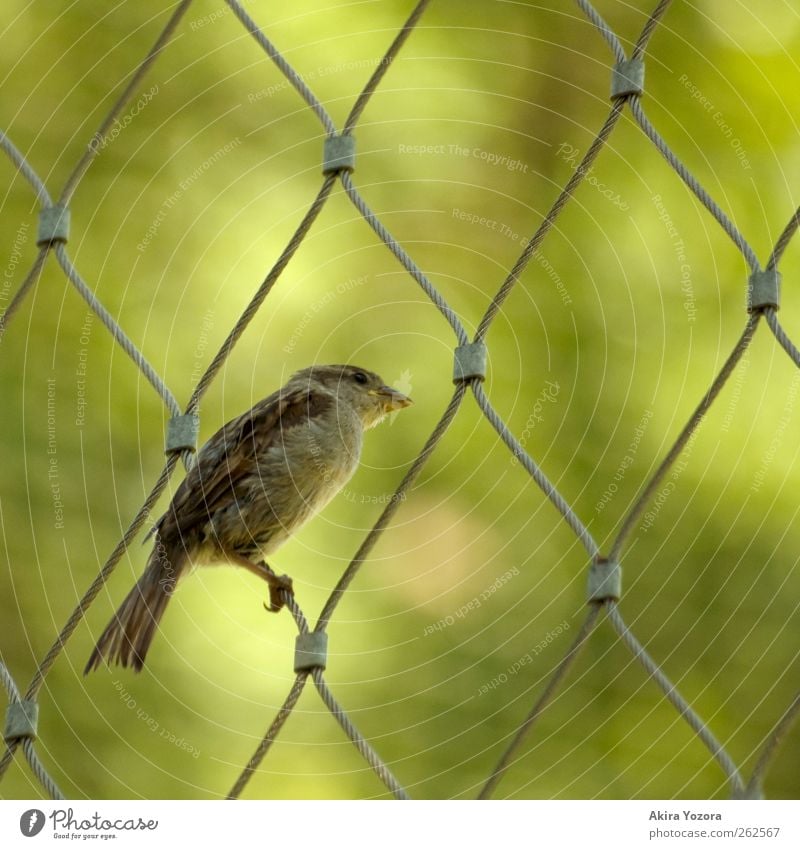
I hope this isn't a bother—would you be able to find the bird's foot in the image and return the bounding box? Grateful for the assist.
[263,570,294,613]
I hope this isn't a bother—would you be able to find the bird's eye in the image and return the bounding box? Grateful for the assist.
[353,371,368,385]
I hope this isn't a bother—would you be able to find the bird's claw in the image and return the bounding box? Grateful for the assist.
[263,573,294,613]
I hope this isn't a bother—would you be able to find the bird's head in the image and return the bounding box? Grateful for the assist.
[291,364,413,429]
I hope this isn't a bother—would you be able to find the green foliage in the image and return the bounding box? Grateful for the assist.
[1,0,798,800]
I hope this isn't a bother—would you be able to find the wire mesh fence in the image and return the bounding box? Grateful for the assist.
[1,0,799,800]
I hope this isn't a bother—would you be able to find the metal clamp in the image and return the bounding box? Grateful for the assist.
[37,205,70,246]
[453,342,488,383]
[165,413,199,454]
[294,631,328,672]
[3,700,39,742]
[323,134,356,174]
[747,269,781,312]
[611,59,645,99]
[587,556,622,603]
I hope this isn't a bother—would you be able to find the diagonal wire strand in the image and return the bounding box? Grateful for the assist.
[0,248,49,341]
[767,206,800,269]
[609,314,760,562]
[478,606,602,799]
[631,0,674,59]
[226,674,309,800]
[54,244,181,417]
[189,176,337,408]
[224,0,336,136]
[343,0,432,133]
[471,382,599,558]
[745,689,800,798]
[475,102,624,341]
[605,602,745,795]
[318,383,467,630]
[312,668,410,799]
[58,0,194,205]
[764,308,800,369]
[340,171,469,344]
[628,99,759,271]
[0,128,51,205]
[575,0,626,62]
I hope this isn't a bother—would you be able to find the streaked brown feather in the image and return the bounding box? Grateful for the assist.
[158,387,332,543]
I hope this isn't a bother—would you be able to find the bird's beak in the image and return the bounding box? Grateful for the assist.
[371,386,414,411]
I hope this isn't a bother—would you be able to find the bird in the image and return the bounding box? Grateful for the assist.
[85,364,413,673]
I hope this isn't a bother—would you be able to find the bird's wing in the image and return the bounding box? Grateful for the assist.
[156,385,332,541]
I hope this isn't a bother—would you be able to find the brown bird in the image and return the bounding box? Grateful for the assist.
[85,364,413,673]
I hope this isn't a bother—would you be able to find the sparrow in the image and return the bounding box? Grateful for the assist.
[85,364,413,673]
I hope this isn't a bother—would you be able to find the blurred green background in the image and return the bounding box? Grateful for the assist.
[1,0,799,800]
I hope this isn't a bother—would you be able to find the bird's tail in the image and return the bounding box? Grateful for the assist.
[84,542,185,673]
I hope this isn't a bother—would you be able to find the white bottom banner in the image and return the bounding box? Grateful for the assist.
[1,800,798,848]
